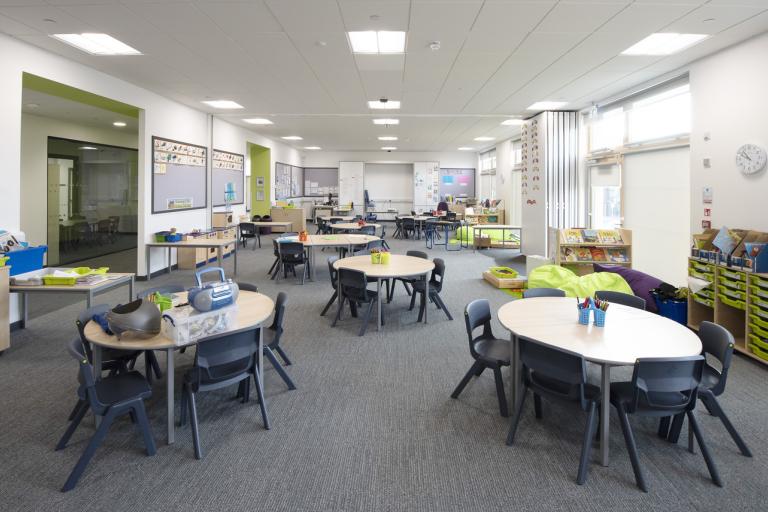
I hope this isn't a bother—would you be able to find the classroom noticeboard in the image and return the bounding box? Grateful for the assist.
[212,149,244,207]
[152,136,207,213]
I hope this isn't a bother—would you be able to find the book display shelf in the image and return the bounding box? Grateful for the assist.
[550,228,632,276]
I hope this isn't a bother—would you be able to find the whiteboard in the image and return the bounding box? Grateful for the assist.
[339,161,364,215]
[364,163,413,202]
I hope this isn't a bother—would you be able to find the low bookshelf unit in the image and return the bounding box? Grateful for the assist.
[550,228,632,276]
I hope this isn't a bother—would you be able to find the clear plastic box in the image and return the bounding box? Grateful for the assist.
[161,304,238,345]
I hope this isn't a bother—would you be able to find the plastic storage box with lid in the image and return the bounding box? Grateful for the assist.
[161,304,238,345]
[5,246,47,276]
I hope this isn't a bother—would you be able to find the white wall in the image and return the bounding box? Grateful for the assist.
[623,146,691,286]
[689,32,768,234]
[304,150,476,169]
[20,113,138,249]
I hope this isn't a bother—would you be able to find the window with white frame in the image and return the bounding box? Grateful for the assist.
[479,148,496,199]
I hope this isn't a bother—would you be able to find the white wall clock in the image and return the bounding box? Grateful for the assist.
[735,143,767,175]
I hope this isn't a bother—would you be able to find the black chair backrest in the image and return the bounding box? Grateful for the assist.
[406,250,428,259]
[431,258,445,291]
[268,292,288,345]
[464,299,495,359]
[625,356,705,415]
[75,303,111,350]
[367,239,385,251]
[328,256,339,288]
[380,225,387,238]
[67,337,107,413]
[272,238,280,257]
[446,211,457,221]
[403,218,415,229]
[360,225,376,236]
[595,290,646,310]
[411,210,417,216]
[191,330,257,388]
[523,287,565,299]
[518,335,590,408]
[237,282,258,292]
[699,321,734,396]
[339,268,370,303]
[137,284,186,300]
[279,241,305,260]
[240,222,256,235]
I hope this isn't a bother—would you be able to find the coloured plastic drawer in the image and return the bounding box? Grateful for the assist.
[750,321,768,340]
[749,305,768,321]
[688,269,712,281]
[719,295,746,311]
[717,285,746,302]
[693,295,714,308]
[718,276,747,291]
[749,274,768,290]
[751,286,768,302]
[720,269,746,281]
[689,261,714,274]
[748,340,768,361]
[695,288,714,300]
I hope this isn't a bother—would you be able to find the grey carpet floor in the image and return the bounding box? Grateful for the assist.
[1,233,767,511]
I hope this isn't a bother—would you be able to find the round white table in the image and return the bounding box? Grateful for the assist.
[497,296,702,466]
[85,290,274,445]
[334,255,435,331]
[330,222,381,233]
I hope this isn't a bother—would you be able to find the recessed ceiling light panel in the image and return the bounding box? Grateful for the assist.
[378,136,398,141]
[348,31,406,54]
[527,101,568,111]
[381,146,397,151]
[282,136,303,140]
[304,146,322,150]
[51,33,142,55]
[622,33,708,56]
[457,147,475,151]
[79,146,98,150]
[243,118,273,125]
[373,118,399,125]
[501,119,525,126]
[202,100,244,109]
[113,121,127,127]
[368,100,401,110]
[474,137,495,141]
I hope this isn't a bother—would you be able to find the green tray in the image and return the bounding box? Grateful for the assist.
[751,287,768,301]
[750,305,768,321]
[720,269,746,281]
[688,270,712,281]
[718,276,747,291]
[41,267,109,286]
[748,342,768,362]
[750,320,768,340]
[719,295,746,311]
[749,274,768,289]
[693,295,714,308]
[717,285,745,302]
[689,261,714,274]
[750,313,768,331]
[694,289,714,299]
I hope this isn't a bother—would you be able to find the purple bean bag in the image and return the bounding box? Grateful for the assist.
[593,264,664,313]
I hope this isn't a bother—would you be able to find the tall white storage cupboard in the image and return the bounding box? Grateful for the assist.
[520,112,580,257]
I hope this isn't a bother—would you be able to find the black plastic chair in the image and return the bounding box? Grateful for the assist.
[321,257,340,317]
[239,222,260,249]
[410,258,452,321]
[359,225,376,236]
[451,299,510,417]
[523,288,566,298]
[610,355,721,492]
[268,239,281,278]
[277,241,308,284]
[57,338,156,492]
[506,336,600,485]
[595,290,646,310]
[262,292,295,390]
[332,268,383,336]
[237,282,258,293]
[74,304,140,382]
[393,217,403,239]
[388,250,428,302]
[179,329,268,459]
[661,321,752,457]
[402,218,416,239]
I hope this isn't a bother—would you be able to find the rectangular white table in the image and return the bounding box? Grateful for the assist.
[145,239,237,281]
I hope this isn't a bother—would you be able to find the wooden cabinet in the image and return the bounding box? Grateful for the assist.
[177,228,237,270]
[0,266,9,353]
[464,209,504,225]
[270,207,305,233]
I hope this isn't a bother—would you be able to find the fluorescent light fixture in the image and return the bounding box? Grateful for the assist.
[113,121,127,127]
[201,100,244,109]
[622,33,708,56]
[457,147,475,151]
[373,118,399,125]
[51,33,141,55]
[381,146,397,151]
[304,146,322,150]
[282,135,303,140]
[378,136,398,141]
[243,118,273,125]
[501,119,524,126]
[79,146,98,150]
[348,31,406,54]
[368,100,400,110]
[474,137,495,142]
[527,101,567,111]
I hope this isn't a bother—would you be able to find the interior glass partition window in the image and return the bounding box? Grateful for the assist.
[47,137,138,266]
[479,148,497,199]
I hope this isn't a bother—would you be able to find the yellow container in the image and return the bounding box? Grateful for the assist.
[380,252,390,264]
[370,252,381,264]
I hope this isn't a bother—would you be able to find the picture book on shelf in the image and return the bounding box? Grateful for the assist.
[582,229,599,243]
[575,248,593,261]
[598,229,622,244]
[563,229,583,243]
[589,247,607,261]
[606,248,628,263]
[561,247,578,262]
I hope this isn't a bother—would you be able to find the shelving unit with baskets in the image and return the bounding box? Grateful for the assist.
[550,228,632,276]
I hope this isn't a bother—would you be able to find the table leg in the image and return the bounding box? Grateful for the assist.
[217,246,223,269]
[600,364,611,466]
[167,247,172,275]
[146,247,151,281]
[86,291,92,309]
[167,348,175,445]
[22,292,28,329]
[129,276,134,302]
[377,278,382,331]
[93,344,103,427]
[424,274,429,324]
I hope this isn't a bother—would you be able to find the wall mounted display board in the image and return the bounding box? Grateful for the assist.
[439,168,475,198]
[212,149,244,207]
[413,161,439,212]
[290,165,303,197]
[152,136,207,213]
[304,167,339,197]
[275,162,305,199]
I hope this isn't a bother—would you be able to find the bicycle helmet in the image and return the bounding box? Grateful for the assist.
[106,299,162,339]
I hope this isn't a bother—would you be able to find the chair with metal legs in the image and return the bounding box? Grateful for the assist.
[263,292,296,390]
[56,338,155,492]
[409,258,452,321]
[388,250,428,302]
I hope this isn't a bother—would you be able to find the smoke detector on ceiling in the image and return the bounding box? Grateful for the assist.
[429,41,441,51]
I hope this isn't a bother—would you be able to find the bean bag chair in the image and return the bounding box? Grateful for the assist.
[593,263,664,312]
[528,264,633,299]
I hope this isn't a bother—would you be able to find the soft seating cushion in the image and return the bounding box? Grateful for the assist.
[453,226,520,244]
[593,263,663,312]
[528,265,633,299]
